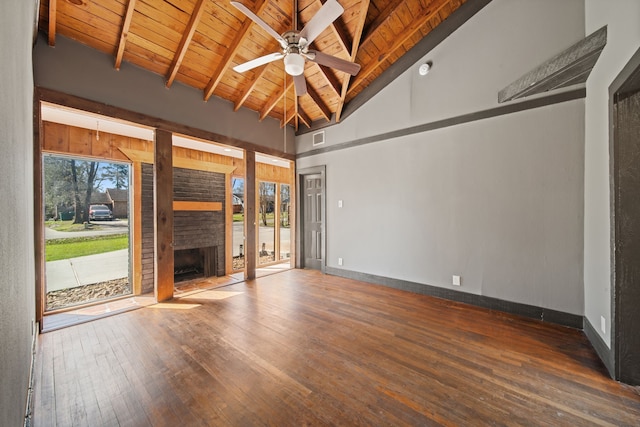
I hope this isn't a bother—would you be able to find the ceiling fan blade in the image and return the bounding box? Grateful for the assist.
[293,74,307,96]
[299,0,344,45]
[307,50,360,76]
[233,52,284,73]
[231,2,287,47]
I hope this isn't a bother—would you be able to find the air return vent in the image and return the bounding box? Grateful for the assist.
[312,130,325,146]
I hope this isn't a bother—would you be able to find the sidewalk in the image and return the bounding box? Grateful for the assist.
[46,249,129,292]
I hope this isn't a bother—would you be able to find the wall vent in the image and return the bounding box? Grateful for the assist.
[312,130,325,146]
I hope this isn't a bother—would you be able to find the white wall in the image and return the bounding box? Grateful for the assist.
[297,0,586,315]
[583,0,640,346]
[0,0,36,425]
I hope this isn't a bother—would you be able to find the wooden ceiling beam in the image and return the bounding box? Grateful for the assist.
[48,0,57,46]
[280,102,298,130]
[203,0,270,101]
[318,64,342,97]
[330,20,351,56]
[280,104,296,128]
[360,0,405,46]
[260,78,294,121]
[308,0,351,55]
[166,0,207,88]
[234,64,272,111]
[348,0,450,95]
[335,0,370,122]
[114,0,137,70]
[298,107,312,129]
[305,84,332,122]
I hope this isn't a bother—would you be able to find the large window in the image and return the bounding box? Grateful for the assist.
[43,154,131,311]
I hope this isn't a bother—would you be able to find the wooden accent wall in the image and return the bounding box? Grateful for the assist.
[43,121,152,160]
[174,145,244,176]
[256,162,292,183]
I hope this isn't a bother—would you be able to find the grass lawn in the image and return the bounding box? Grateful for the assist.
[46,234,129,262]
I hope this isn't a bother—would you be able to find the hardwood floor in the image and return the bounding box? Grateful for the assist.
[33,269,640,426]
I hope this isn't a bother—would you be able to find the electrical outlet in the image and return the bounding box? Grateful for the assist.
[338,257,343,266]
[601,316,606,334]
[452,275,461,286]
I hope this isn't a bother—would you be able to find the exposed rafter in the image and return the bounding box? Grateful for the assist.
[298,107,312,128]
[261,78,294,121]
[335,0,370,122]
[234,65,272,111]
[318,64,342,97]
[114,0,137,70]
[166,0,207,88]
[48,0,57,46]
[360,0,405,44]
[348,0,450,94]
[305,84,332,122]
[203,0,271,101]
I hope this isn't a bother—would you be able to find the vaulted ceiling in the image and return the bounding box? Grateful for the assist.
[39,0,467,131]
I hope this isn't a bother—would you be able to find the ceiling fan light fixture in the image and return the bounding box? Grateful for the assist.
[284,53,305,76]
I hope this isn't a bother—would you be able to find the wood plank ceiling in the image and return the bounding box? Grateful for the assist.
[39,0,466,131]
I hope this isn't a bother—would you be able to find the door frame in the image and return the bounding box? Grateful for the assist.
[610,46,640,385]
[296,165,326,271]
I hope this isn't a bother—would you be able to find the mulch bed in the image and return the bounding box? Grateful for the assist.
[46,277,130,311]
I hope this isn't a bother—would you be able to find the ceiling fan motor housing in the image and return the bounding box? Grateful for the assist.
[282,31,307,76]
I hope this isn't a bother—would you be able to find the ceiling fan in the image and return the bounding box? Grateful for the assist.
[231,0,361,96]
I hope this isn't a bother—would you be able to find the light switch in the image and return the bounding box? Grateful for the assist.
[338,200,343,208]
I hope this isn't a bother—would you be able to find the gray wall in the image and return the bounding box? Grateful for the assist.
[0,0,36,425]
[33,34,295,155]
[297,0,586,315]
[583,0,640,346]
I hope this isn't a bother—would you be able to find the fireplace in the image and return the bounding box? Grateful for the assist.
[174,246,218,283]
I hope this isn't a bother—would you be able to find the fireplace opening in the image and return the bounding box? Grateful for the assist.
[174,246,218,283]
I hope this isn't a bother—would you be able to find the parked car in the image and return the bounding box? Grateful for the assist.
[89,204,114,221]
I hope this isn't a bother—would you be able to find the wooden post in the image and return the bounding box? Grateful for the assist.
[245,151,256,280]
[154,129,174,301]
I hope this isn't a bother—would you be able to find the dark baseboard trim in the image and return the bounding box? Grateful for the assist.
[325,266,583,329]
[583,317,615,379]
[297,87,585,159]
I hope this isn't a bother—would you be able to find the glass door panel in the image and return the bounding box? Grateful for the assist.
[279,184,291,261]
[232,177,245,271]
[258,182,276,265]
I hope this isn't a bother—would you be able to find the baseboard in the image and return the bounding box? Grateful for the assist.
[325,267,583,329]
[583,316,615,378]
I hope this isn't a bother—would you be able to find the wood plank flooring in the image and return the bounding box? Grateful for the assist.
[33,269,640,426]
